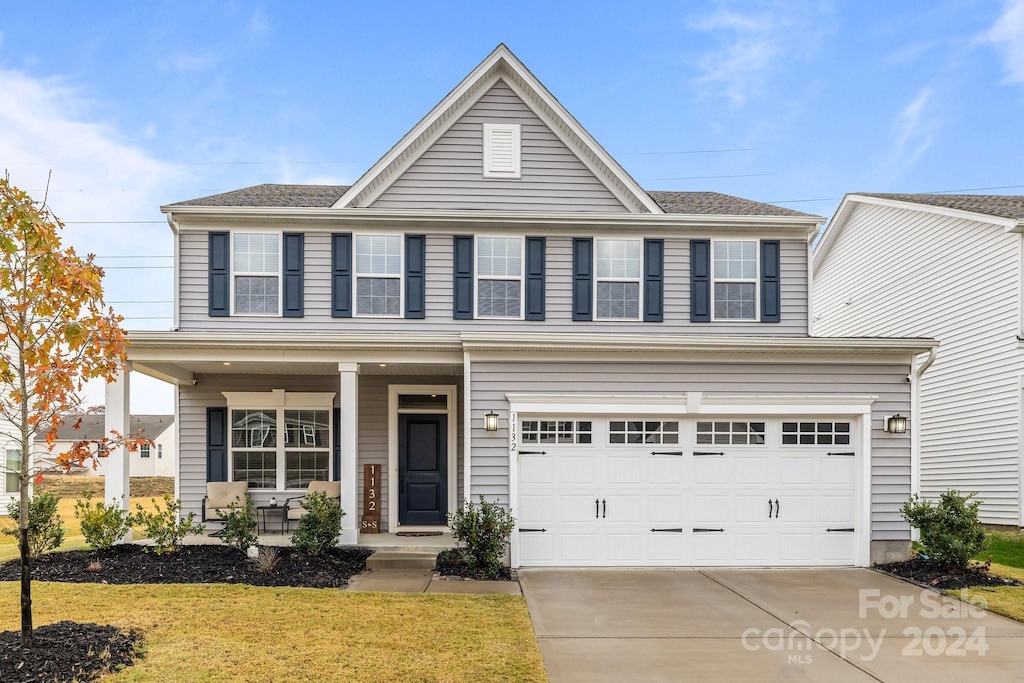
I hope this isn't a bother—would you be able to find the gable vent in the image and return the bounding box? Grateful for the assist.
[483,123,521,178]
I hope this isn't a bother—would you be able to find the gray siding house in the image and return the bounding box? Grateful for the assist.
[107,45,933,567]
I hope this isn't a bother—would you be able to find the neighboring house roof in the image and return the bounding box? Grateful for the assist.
[856,193,1024,221]
[37,415,174,442]
[166,184,812,218]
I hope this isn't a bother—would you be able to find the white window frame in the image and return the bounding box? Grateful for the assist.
[711,238,759,322]
[354,233,404,318]
[140,444,151,458]
[223,391,336,492]
[594,237,642,321]
[229,229,283,317]
[475,235,525,319]
[482,123,522,178]
[157,444,163,459]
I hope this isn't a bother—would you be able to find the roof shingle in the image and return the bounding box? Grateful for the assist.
[38,415,174,442]
[858,193,1024,221]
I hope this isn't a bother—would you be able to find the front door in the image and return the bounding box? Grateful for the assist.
[398,414,448,525]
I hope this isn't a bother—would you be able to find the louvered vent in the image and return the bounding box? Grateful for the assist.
[483,123,521,178]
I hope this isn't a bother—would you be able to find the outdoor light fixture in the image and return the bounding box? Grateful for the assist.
[885,414,908,434]
[484,411,499,432]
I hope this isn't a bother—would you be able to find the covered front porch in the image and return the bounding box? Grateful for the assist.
[106,332,471,546]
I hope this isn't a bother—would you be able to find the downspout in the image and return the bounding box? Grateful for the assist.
[909,347,937,507]
[165,212,181,331]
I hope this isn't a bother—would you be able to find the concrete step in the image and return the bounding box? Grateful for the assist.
[365,551,438,571]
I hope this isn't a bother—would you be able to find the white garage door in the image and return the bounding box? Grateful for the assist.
[516,417,857,567]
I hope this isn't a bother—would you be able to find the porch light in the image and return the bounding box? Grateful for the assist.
[885,414,907,434]
[484,411,499,432]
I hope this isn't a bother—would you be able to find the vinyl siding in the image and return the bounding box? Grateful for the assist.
[179,230,809,335]
[815,202,1022,525]
[177,374,463,532]
[371,80,628,212]
[469,360,912,540]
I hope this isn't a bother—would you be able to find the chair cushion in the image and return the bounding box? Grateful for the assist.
[307,480,340,499]
[207,481,248,512]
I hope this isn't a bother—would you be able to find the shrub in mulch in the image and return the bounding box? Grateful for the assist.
[0,620,142,683]
[435,548,512,581]
[0,544,374,589]
[875,557,1021,590]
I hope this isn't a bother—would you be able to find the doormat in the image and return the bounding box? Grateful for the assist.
[395,531,443,537]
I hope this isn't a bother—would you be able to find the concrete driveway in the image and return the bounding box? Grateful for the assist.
[519,568,1024,682]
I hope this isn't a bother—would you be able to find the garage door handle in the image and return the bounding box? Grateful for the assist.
[596,498,600,519]
[775,499,780,518]
[602,499,606,518]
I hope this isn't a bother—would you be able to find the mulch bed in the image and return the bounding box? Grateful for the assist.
[435,548,512,581]
[875,557,1022,589]
[0,544,375,588]
[0,620,142,683]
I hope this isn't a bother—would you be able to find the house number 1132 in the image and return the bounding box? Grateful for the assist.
[361,463,381,533]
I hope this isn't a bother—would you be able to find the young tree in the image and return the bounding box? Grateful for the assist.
[0,177,141,646]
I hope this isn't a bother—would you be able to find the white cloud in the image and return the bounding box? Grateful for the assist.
[248,8,270,36]
[158,51,220,72]
[986,0,1024,84]
[888,88,939,171]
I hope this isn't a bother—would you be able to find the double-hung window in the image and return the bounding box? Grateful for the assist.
[140,444,151,458]
[5,448,20,493]
[232,233,280,315]
[596,239,641,320]
[713,240,757,320]
[355,235,402,316]
[229,406,331,490]
[477,236,522,318]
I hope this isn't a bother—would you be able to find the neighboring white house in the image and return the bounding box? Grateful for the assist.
[813,193,1024,527]
[34,414,176,478]
[0,416,25,508]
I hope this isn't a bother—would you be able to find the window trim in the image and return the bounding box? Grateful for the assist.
[222,391,335,492]
[482,123,522,179]
[229,229,283,317]
[711,238,760,322]
[140,444,151,458]
[594,237,643,321]
[353,233,405,318]
[474,234,525,320]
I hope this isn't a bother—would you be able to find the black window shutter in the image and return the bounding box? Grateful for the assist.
[208,232,230,317]
[760,240,781,323]
[282,232,304,317]
[331,233,353,318]
[690,239,711,322]
[405,234,426,319]
[453,235,474,319]
[206,407,228,483]
[525,236,546,321]
[643,238,664,322]
[572,238,593,321]
[332,406,341,481]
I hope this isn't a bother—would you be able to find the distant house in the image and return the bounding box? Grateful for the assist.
[34,415,175,478]
[813,193,1024,527]
[0,416,25,508]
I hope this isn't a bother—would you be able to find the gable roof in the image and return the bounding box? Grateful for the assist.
[813,192,1024,272]
[37,415,174,442]
[166,184,813,218]
[335,44,663,214]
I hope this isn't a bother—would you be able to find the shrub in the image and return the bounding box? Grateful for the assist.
[219,493,258,554]
[901,490,986,570]
[131,494,204,554]
[291,491,343,555]
[2,492,65,557]
[74,494,132,550]
[254,546,281,573]
[448,496,516,579]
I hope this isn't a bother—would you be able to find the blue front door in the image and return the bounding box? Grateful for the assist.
[398,414,448,526]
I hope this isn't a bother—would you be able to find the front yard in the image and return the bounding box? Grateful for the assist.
[0,582,547,682]
[958,528,1024,622]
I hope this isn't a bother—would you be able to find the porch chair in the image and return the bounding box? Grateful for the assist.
[284,480,341,530]
[201,481,249,534]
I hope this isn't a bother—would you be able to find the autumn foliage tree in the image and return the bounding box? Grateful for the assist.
[0,177,142,646]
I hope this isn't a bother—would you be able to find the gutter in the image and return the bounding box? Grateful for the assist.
[166,214,181,331]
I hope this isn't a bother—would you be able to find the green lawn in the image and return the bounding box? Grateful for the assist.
[977,528,1024,569]
[0,582,547,682]
[953,528,1024,623]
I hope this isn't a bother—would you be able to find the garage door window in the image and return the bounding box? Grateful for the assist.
[522,420,592,444]
[782,421,851,445]
[696,421,766,445]
[609,420,679,444]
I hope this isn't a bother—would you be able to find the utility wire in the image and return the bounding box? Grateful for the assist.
[624,148,762,156]
[645,173,778,181]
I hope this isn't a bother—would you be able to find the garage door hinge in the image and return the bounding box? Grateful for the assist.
[693,451,725,457]
[827,452,855,457]
[692,528,725,533]
[826,528,855,533]
[517,450,547,455]
[650,528,684,533]
[518,528,547,533]
[650,450,684,456]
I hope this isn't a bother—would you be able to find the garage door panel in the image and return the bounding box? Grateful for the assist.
[819,532,856,561]
[519,494,555,524]
[520,534,554,563]
[734,456,769,485]
[693,457,728,485]
[607,533,642,562]
[649,532,685,561]
[649,455,683,483]
[693,494,730,523]
[561,534,596,562]
[607,495,642,522]
[693,532,729,562]
[777,494,815,523]
[562,495,600,523]
[647,494,683,523]
[779,456,814,485]
[732,494,772,524]
[519,455,554,484]
[778,532,816,561]
[607,456,641,484]
[821,457,855,484]
[818,494,854,523]
[561,456,597,484]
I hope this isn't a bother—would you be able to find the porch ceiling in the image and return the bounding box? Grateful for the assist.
[131,360,464,386]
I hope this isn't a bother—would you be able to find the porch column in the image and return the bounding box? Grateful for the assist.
[104,365,132,541]
[339,363,359,545]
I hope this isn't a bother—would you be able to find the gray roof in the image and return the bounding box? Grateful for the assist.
[167,184,815,218]
[39,415,174,441]
[858,193,1024,221]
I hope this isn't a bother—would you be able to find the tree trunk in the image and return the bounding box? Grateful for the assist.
[19,527,32,647]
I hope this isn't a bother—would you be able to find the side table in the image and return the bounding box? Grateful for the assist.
[256,504,287,534]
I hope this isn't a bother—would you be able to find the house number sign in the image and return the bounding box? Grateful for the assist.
[361,463,380,533]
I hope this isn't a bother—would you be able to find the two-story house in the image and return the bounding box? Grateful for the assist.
[107,45,934,568]
[814,193,1024,528]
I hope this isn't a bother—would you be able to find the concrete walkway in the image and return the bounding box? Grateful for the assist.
[346,569,522,595]
[519,568,1024,683]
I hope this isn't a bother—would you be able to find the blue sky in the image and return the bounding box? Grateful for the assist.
[2,0,1023,410]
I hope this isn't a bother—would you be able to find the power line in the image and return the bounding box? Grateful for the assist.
[645,173,778,181]
[624,148,762,156]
